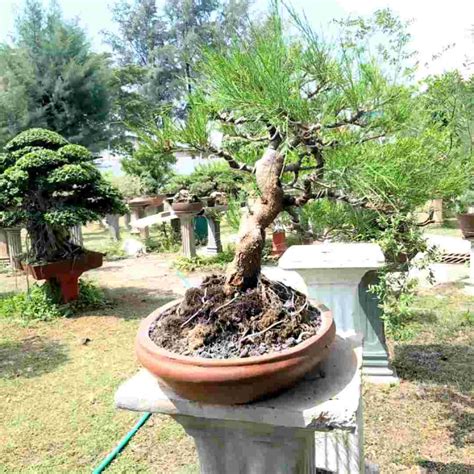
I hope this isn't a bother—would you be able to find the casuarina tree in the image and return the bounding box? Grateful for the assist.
[148,6,469,293]
[0,0,112,150]
[0,128,127,263]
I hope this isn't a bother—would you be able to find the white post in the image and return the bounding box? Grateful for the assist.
[6,228,22,270]
[69,225,83,246]
[206,216,222,255]
[179,214,196,258]
[106,214,121,241]
[124,213,132,230]
[469,239,474,285]
[0,229,9,260]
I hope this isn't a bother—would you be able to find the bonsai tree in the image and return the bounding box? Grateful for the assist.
[0,128,127,263]
[147,7,469,293]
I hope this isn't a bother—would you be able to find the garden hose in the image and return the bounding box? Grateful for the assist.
[92,271,192,472]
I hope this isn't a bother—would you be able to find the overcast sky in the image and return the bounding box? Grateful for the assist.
[0,0,472,79]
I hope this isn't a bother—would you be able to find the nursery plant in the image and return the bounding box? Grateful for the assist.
[134,6,470,403]
[0,128,126,300]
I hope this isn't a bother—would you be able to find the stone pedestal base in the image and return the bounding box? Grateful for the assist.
[0,229,9,260]
[205,217,222,255]
[105,214,121,241]
[116,334,365,474]
[280,244,397,384]
[6,228,22,270]
[131,207,149,240]
[179,214,196,258]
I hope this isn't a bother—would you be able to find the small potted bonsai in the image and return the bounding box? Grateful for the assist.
[0,128,127,302]
[134,8,467,405]
[455,189,474,239]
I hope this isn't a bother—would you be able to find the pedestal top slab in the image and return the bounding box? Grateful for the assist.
[116,333,362,431]
[279,243,385,270]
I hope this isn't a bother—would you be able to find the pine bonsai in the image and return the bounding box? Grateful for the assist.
[0,128,127,263]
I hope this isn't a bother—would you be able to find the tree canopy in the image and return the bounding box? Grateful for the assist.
[141,5,472,288]
[0,0,113,150]
[0,128,126,262]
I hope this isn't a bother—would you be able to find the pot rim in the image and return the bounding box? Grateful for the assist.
[21,249,104,268]
[136,297,334,367]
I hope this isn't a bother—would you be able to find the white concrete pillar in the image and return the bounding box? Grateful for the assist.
[469,239,474,285]
[69,225,83,246]
[106,214,121,241]
[6,228,22,270]
[0,229,9,260]
[124,213,132,230]
[206,217,222,255]
[179,214,196,258]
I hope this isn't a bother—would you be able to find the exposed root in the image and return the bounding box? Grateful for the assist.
[149,274,321,359]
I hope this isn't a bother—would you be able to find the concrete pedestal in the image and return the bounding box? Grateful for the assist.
[130,206,149,240]
[205,217,222,255]
[179,214,196,258]
[0,229,9,260]
[116,334,364,474]
[69,225,83,246]
[6,228,22,270]
[280,244,397,384]
[124,213,132,230]
[105,214,121,241]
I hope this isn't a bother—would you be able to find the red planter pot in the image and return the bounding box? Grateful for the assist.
[457,213,474,239]
[271,230,288,257]
[135,299,336,405]
[21,250,103,302]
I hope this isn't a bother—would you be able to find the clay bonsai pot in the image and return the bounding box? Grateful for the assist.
[135,299,336,405]
[457,213,474,239]
[172,201,204,215]
[21,250,103,302]
[271,230,288,257]
[128,195,165,208]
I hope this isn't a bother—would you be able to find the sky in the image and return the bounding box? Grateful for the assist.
[0,0,472,79]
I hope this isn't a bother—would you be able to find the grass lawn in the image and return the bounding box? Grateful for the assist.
[0,249,473,472]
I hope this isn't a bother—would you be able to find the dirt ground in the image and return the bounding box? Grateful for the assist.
[1,253,473,473]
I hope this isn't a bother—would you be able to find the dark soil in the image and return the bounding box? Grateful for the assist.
[149,274,321,359]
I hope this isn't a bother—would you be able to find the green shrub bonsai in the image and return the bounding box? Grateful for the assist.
[0,128,127,263]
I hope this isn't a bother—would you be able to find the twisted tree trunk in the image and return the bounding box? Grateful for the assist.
[225,145,285,291]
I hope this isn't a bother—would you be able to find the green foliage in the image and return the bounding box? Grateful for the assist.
[165,161,248,197]
[0,128,127,262]
[0,279,109,323]
[145,224,181,253]
[0,1,112,149]
[105,0,252,148]
[174,247,235,272]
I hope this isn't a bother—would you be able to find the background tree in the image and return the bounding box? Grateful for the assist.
[0,128,126,262]
[0,0,112,150]
[146,6,470,292]
[105,0,252,146]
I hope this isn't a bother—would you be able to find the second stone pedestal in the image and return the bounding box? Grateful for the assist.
[280,243,397,383]
[6,227,22,270]
[179,214,197,258]
[205,216,222,255]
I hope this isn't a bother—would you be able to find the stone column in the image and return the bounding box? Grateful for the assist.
[124,213,132,230]
[0,229,9,260]
[6,228,22,270]
[105,214,121,241]
[115,334,365,474]
[179,214,196,258]
[130,206,149,240]
[469,239,474,286]
[280,243,397,383]
[206,216,222,255]
[69,225,83,246]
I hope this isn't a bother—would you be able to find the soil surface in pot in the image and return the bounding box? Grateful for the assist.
[149,275,321,359]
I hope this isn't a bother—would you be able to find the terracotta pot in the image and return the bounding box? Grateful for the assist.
[171,201,204,215]
[135,299,336,405]
[457,213,474,239]
[21,250,103,302]
[271,230,288,257]
[128,195,165,208]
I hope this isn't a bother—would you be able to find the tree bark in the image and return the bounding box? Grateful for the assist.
[225,146,285,291]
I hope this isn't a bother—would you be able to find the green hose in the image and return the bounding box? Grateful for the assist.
[92,271,192,473]
[92,412,152,474]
